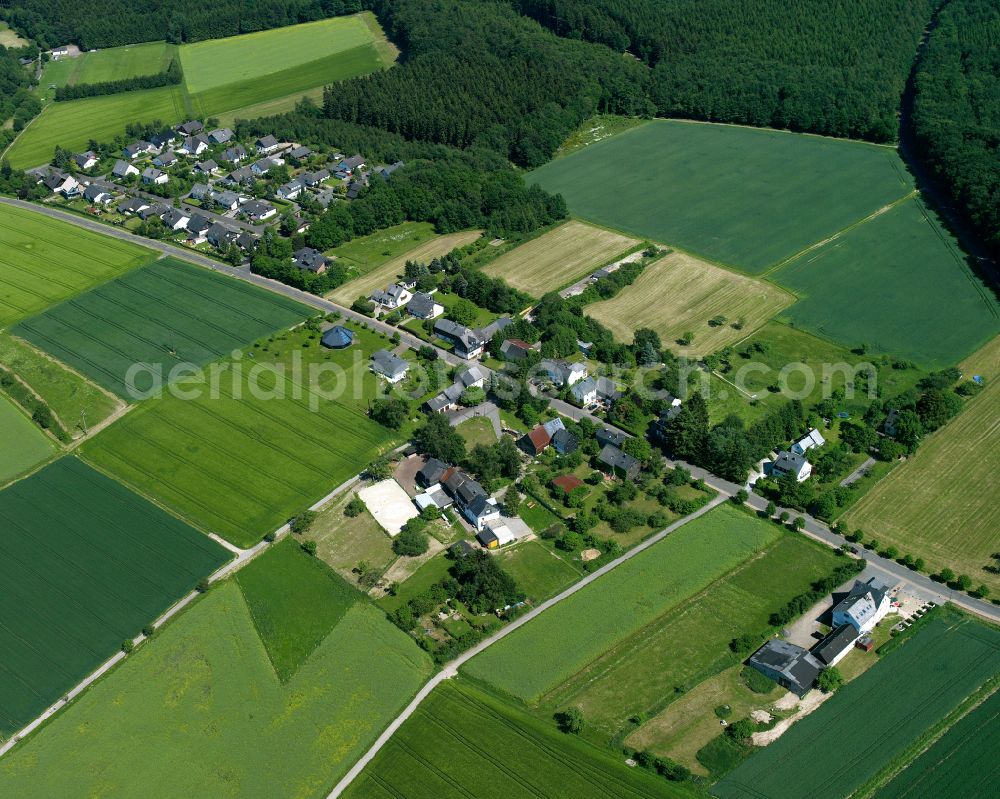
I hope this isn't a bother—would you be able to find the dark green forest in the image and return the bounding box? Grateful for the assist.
[911,0,1000,258]
[512,0,936,141]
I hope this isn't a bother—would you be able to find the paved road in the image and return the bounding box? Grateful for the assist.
[840,457,876,487]
[326,493,728,797]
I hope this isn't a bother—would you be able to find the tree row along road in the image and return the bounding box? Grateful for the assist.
[4,197,998,793]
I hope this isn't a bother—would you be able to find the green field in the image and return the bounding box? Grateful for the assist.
[528,120,913,273]
[71,42,173,85]
[463,503,780,703]
[771,196,1000,365]
[494,540,582,602]
[543,534,841,737]
[713,610,1000,799]
[0,581,433,797]
[0,393,55,484]
[0,203,153,325]
[874,688,1000,798]
[326,221,438,274]
[82,324,401,546]
[343,680,694,799]
[235,538,360,681]
[0,457,229,736]
[6,14,394,169]
[845,334,1000,594]
[0,21,28,47]
[0,332,120,435]
[14,257,308,397]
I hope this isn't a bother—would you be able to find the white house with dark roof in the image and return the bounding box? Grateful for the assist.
[123,141,155,160]
[370,349,409,384]
[161,207,190,231]
[221,144,248,163]
[792,428,826,456]
[177,120,204,136]
[771,450,812,482]
[82,183,113,205]
[73,151,98,170]
[291,247,328,274]
[208,128,234,145]
[112,159,139,179]
[370,284,412,310]
[213,190,241,211]
[193,159,218,176]
[178,135,209,156]
[186,213,213,243]
[117,197,149,215]
[832,577,892,634]
[241,199,276,222]
[571,376,599,406]
[434,319,484,359]
[152,150,177,168]
[41,171,79,196]
[288,145,311,160]
[276,179,303,200]
[407,292,443,320]
[540,359,587,387]
[141,167,168,185]
[255,135,280,154]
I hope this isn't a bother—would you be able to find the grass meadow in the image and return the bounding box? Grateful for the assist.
[873,688,1000,799]
[481,220,639,296]
[494,539,583,603]
[325,221,438,275]
[844,334,1000,593]
[527,119,913,273]
[82,325,403,546]
[771,196,1000,365]
[328,230,482,304]
[343,680,695,799]
[0,394,55,484]
[14,257,308,397]
[6,14,395,168]
[0,456,229,737]
[0,581,433,798]
[0,21,27,47]
[543,534,840,739]
[462,504,780,703]
[714,609,1000,799]
[0,203,152,325]
[71,42,174,85]
[586,250,794,355]
[0,333,121,435]
[235,538,361,682]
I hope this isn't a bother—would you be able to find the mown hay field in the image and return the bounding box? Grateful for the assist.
[0,582,432,798]
[0,203,152,325]
[71,41,174,85]
[343,681,695,799]
[771,196,1000,366]
[585,250,794,355]
[82,325,401,546]
[874,688,1000,799]
[482,220,639,296]
[0,332,121,435]
[462,504,779,703]
[328,229,481,304]
[714,610,1000,799]
[14,257,308,398]
[0,394,55,484]
[527,119,913,274]
[0,457,229,737]
[545,534,840,738]
[844,334,1000,594]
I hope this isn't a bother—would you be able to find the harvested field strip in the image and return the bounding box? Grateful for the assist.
[713,611,1000,799]
[463,505,780,703]
[0,457,228,735]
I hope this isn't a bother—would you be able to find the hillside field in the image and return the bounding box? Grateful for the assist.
[527,119,913,273]
[70,42,174,85]
[0,581,433,798]
[325,221,438,276]
[0,333,121,436]
[5,14,395,169]
[713,610,1000,799]
[463,503,779,703]
[543,534,841,738]
[342,681,694,799]
[0,203,153,325]
[328,229,482,304]
[0,394,54,484]
[770,196,1000,365]
[0,457,229,737]
[481,220,639,296]
[82,324,402,546]
[874,688,1000,798]
[14,257,308,398]
[844,334,1000,593]
[585,250,794,355]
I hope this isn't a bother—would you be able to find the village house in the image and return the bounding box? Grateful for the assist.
[241,199,276,222]
[500,338,534,361]
[302,169,331,187]
[370,284,412,310]
[189,183,212,202]
[73,151,98,171]
[138,203,168,221]
[141,167,168,185]
[178,135,209,157]
[205,222,237,249]
[520,425,552,456]
[221,144,248,163]
[213,190,241,211]
[152,150,177,168]
[540,358,588,387]
[748,639,823,697]
[41,171,79,196]
[250,158,275,176]
[123,141,155,160]
[275,179,303,201]
[255,135,280,154]
[442,468,499,531]
[291,247,328,274]
[82,183,113,205]
[224,166,255,185]
[434,319,485,359]
[161,207,190,231]
[288,145,312,160]
[476,317,513,344]
[177,120,204,136]
[771,450,812,482]
[571,376,599,406]
[376,161,404,180]
[831,577,892,634]
[208,128,234,145]
[370,349,409,384]
[117,197,149,215]
[335,154,366,177]
[193,159,218,176]
[185,214,213,243]
[598,444,640,480]
[792,428,826,456]
[407,292,444,320]
[149,130,177,150]
[112,159,139,179]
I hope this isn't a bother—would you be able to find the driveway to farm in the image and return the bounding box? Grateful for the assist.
[326,493,729,797]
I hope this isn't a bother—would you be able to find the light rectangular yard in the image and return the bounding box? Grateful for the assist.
[462,503,780,703]
[844,333,1000,593]
[528,119,914,274]
[0,582,433,798]
[481,220,639,296]
[713,610,1000,799]
[586,250,794,355]
[0,393,55,485]
[328,230,482,305]
[14,257,309,398]
[0,203,153,325]
[0,456,229,737]
[81,325,403,546]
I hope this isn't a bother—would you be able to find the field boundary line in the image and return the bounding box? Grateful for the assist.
[759,190,918,278]
[325,494,728,797]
